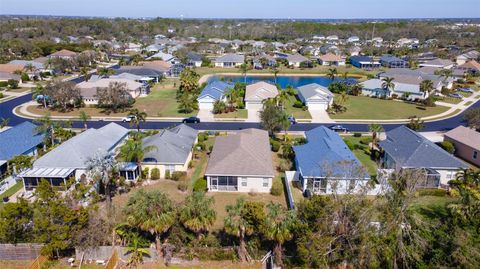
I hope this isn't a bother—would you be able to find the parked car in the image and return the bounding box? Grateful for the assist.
[182,117,201,123]
[288,115,297,124]
[122,115,136,122]
[329,125,348,132]
[457,88,474,93]
[449,93,463,99]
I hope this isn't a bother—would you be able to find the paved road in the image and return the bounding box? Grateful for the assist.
[1,92,478,132]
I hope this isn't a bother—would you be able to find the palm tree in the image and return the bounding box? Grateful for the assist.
[439,69,453,83]
[420,79,434,98]
[24,63,36,77]
[85,151,118,204]
[124,189,176,252]
[262,203,296,267]
[125,233,150,268]
[240,63,248,83]
[224,198,254,262]
[276,87,290,108]
[79,111,90,130]
[381,77,395,97]
[32,84,48,108]
[118,139,156,178]
[327,68,338,81]
[180,192,216,239]
[368,123,384,150]
[178,93,195,114]
[34,113,56,146]
[128,108,147,132]
[271,66,280,84]
[279,113,291,141]
[0,117,10,129]
[80,67,90,82]
[131,54,143,66]
[97,67,114,78]
[225,89,238,111]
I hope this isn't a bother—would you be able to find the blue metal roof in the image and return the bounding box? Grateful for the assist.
[379,126,468,169]
[294,126,369,178]
[0,122,44,161]
[198,81,234,100]
[380,54,406,63]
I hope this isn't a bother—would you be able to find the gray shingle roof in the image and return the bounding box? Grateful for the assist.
[33,123,129,169]
[379,126,467,169]
[214,54,245,63]
[205,129,274,177]
[142,124,197,164]
[297,83,334,101]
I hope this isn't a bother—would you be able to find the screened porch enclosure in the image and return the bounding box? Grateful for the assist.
[209,176,238,191]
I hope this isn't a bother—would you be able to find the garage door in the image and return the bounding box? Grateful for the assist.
[246,102,263,110]
[307,102,328,110]
[198,102,214,110]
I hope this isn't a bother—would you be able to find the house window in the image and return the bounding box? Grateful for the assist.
[241,178,247,187]
[263,178,269,188]
[474,151,478,159]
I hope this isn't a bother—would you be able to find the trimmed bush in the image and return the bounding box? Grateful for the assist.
[165,170,171,179]
[293,100,304,108]
[0,81,8,87]
[141,167,149,179]
[270,179,283,196]
[21,73,29,82]
[417,188,447,197]
[270,140,281,152]
[439,141,455,154]
[171,171,187,181]
[150,168,160,180]
[198,132,208,142]
[193,178,207,192]
[196,142,206,151]
[177,180,188,192]
[359,137,372,145]
[353,132,362,137]
[0,92,3,99]
[345,140,355,150]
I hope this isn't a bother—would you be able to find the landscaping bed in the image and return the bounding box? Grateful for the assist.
[213,109,247,119]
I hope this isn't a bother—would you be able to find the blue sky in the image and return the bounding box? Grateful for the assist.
[0,0,479,19]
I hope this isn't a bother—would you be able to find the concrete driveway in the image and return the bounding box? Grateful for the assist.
[309,109,335,123]
[197,108,214,122]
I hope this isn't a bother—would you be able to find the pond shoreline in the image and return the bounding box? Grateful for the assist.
[198,72,364,84]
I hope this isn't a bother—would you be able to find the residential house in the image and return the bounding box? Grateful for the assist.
[186,52,203,67]
[147,51,177,63]
[145,44,165,53]
[19,123,130,190]
[0,64,24,75]
[205,129,274,193]
[297,83,334,110]
[456,50,480,65]
[76,78,145,105]
[124,43,142,53]
[444,126,480,167]
[9,60,48,78]
[142,124,198,178]
[379,55,408,68]
[116,66,164,82]
[0,122,44,177]
[456,60,480,75]
[197,81,234,110]
[347,36,360,43]
[350,56,380,69]
[214,54,245,68]
[326,35,339,44]
[245,81,279,110]
[379,126,467,188]
[348,46,362,57]
[287,53,309,68]
[293,126,371,195]
[0,72,20,82]
[318,53,345,66]
[252,54,277,69]
[48,49,78,60]
[361,78,426,100]
[320,44,340,55]
[419,59,454,69]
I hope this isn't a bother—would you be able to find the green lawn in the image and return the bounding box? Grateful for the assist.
[135,86,197,118]
[213,109,248,119]
[0,181,23,200]
[331,96,450,120]
[342,136,378,175]
[438,96,462,104]
[410,195,457,220]
[464,101,473,106]
[285,95,312,119]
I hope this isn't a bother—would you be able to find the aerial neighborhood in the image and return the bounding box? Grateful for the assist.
[0,14,479,269]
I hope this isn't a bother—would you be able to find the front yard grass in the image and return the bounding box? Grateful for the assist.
[0,181,24,201]
[330,96,450,120]
[285,95,312,119]
[213,109,247,119]
[342,136,378,176]
[438,96,462,104]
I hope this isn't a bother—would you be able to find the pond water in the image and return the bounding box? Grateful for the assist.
[207,75,356,88]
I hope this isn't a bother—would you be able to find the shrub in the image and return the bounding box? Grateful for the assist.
[417,188,447,197]
[359,137,372,145]
[345,140,355,150]
[188,160,193,169]
[277,159,293,171]
[7,79,19,89]
[198,132,208,142]
[165,170,171,179]
[193,178,207,192]
[0,81,8,87]
[0,92,3,99]
[141,167,149,179]
[171,171,187,181]
[196,142,206,151]
[208,145,213,152]
[270,179,283,196]
[353,132,362,137]
[293,100,304,108]
[270,140,281,152]
[177,180,188,192]
[150,168,160,180]
[423,96,436,107]
[21,73,29,82]
[439,141,455,154]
